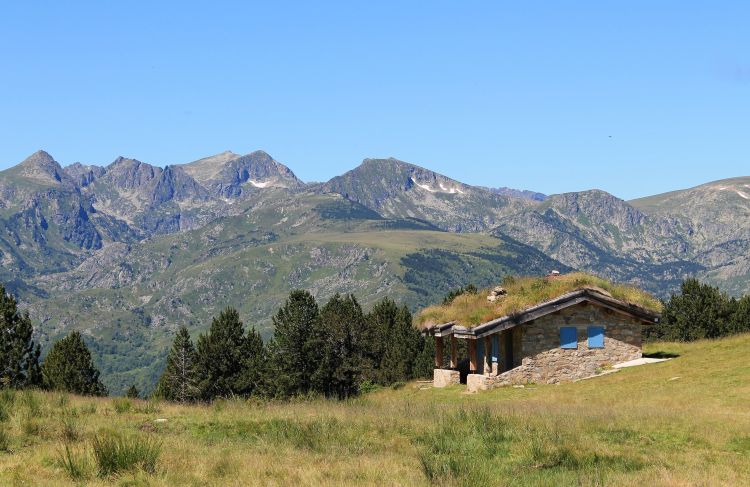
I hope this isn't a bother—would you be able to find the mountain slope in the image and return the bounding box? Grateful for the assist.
[630,177,750,295]
[2,148,750,393]
[491,189,700,294]
[0,152,129,288]
[322,158,530,232]
[24,191,565,394]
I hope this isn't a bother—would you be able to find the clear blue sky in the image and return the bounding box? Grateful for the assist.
[1,1,748,199]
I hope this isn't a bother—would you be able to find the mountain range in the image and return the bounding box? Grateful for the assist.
[2,149,748,394]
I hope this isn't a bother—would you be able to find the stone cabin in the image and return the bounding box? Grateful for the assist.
[424,287,660,392]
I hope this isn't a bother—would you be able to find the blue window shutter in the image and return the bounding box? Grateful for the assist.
[492,335,499,363]
[560,327,577,349]
[588,326,605,348]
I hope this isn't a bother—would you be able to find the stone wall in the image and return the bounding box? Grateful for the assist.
[493,302,643,385]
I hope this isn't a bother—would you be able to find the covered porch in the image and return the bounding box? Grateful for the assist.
[431,322,522,390]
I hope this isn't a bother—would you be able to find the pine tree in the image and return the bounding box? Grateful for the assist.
[155,326,199,402]
[732,295,750,334]
[267,290,319,397]
[656,279,733,341]
[126,384,139,399]
[0,285,42,389]
[42,331,107,396]
[196,308,264,400]
[237,326,267,396]
[311,294,368,399]
[368,299,422,384]
[412,336,435,379]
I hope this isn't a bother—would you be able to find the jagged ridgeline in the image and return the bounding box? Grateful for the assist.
[1,150,748,393]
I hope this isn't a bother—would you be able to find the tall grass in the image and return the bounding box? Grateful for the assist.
[56,442,90,481]
[0,429,9,452]
[415,408,645,486]
[59,410,80,442]
[112,398,132,414]
[91,432,161,477]
[0,388,15,422]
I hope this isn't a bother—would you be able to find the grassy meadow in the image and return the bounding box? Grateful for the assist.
[1,334,749,486]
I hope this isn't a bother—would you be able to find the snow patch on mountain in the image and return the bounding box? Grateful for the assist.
[249,180,272,188]
[410,177,464,194]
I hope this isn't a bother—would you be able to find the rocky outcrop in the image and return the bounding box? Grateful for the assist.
[64,163,106,187]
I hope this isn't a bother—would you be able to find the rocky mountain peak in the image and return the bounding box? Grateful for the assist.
[150,165,210,204]
[179,149,304,198]
[329,157,468,197]
[10,150,72,186]
[103,157,162,190]
[64,162,106,187]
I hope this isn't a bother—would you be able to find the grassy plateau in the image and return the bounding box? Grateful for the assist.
[1,334,749,486]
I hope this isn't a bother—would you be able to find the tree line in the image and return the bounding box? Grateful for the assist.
[155,291,434,402]
[2,284,434,399]
[0,285,107,395]
[647,278,750,341]
[11,276,746,399]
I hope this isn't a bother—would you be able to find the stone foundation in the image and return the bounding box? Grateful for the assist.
[433,369,460,388]
[466,374,494,393]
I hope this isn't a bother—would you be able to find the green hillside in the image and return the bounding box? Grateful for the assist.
[1,334,748,485]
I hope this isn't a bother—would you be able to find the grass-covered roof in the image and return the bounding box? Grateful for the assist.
[415,272,663,329]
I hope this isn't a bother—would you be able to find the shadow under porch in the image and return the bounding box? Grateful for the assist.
[432,326,522,387]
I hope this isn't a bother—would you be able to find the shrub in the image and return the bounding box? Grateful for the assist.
[650,278,749,341]
[91,433,161,477]
[126,385,140,399]
[359,380,380,394]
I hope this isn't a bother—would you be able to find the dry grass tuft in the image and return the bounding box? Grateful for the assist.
[415,272,663,328]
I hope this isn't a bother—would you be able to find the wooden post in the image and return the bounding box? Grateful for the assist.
[491,335,499,375]
[450,335,457,369]
[435,336,443,368]
[483,336,491,376]
[468,339,477,372]
[498,332,506,373]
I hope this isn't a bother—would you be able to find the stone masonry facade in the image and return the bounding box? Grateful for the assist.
[491,302,643,386]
